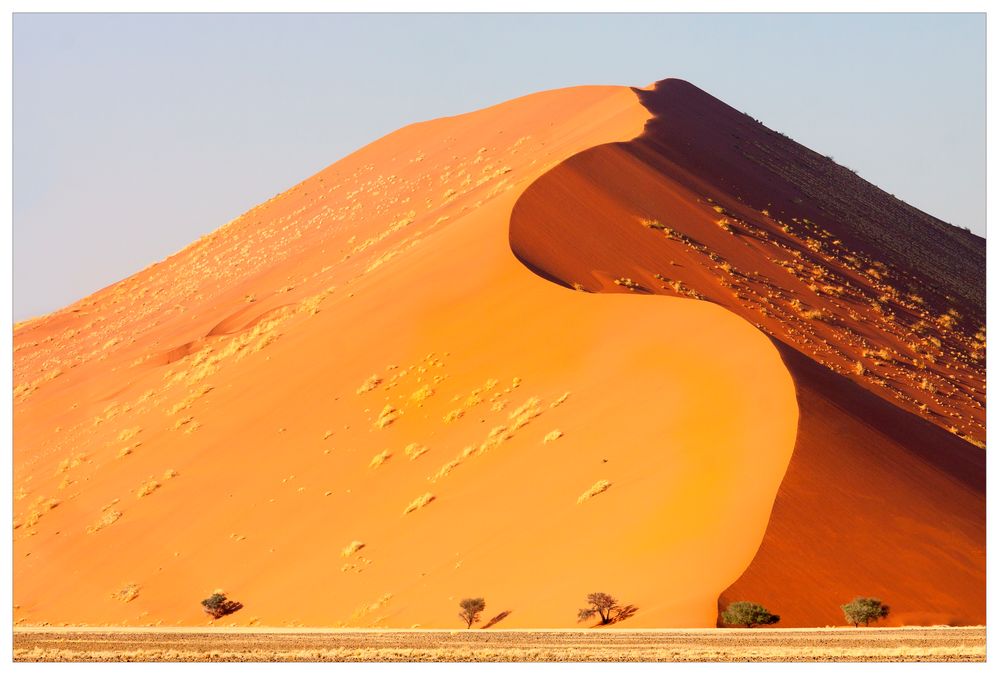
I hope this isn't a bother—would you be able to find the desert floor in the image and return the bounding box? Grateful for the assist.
[13,626,985,662]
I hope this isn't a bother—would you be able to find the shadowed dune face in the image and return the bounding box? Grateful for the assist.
[13,84,797,629]
[509,79,984,627]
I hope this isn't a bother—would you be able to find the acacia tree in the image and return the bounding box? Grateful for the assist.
[721,601,780,628]
[200,592,243,620]
[458,597,486,629]
[577,592,621,625]
[842,597,889,627]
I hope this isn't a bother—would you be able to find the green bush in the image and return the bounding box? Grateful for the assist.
[841,597,889,627]
[201,592,243,620]
[721,601,780,628]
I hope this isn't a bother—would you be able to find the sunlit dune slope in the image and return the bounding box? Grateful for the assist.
[13,84,798,628]
[509,79,984,627]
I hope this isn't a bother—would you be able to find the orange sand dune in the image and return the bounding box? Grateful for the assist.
[14,84,798,628]
[509,79,984,626]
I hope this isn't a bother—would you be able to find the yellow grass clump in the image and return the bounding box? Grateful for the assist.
[369,450,392,468]
[117,427,141,442]
[549,392,571,408]
[577,480,612,504]
[136,480,160,499]
[404,443,428,461]
[19,497,60,529]
[403,493,435,515]
[543,429,563,444]
[409,385,435,406]
[341,540,366,557]
[375,405,400,429]
[443,408,464,423]
[111,583,140,603]
[167,385,214,416]
[478,426,512,454]
[509,397,543,431]
[356,374,382,394]
[87,509,122,534]
[430,459,461,483]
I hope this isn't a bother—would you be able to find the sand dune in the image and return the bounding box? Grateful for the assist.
[13,83,796,628]
[509,79,984,626]
[13,79,982,630]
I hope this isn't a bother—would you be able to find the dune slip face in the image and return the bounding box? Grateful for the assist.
[510,79,984,627]
[13,82,796,630]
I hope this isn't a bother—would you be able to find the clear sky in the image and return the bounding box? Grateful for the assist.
[13,12,986,320]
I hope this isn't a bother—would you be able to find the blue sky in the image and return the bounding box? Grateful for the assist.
[13,12,986,320]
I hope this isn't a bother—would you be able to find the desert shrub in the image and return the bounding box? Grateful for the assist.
[842,597,889,627]
[458,597,486,628]
[201,592,243,620]
[721,601,780,628]
[577,592,621,625]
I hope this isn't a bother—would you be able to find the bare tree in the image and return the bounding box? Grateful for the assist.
[458,597,486,629]
[577,592,620,625]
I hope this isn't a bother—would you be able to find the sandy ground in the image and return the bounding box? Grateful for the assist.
[13,626,986,662]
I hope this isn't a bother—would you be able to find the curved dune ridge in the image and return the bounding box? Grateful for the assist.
[509,79,984,627]
[14,83,798,629]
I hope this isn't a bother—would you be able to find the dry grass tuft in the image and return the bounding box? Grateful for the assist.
[409,385,435,406]
[167,385,214,416]
[341,540,366,557]
[402,493,435,515]
[509,397,543,432]
[375,405,400,429]
[356,375,382,394]
[543,429,563,444]
[18,497,60,529]
[369,450,392,468]
[404,443,428,461]
[478,426,512,454]
[111,583,140,603]
[577,480,612,504]
[136,480,160,499]
[443,408,464,424]
[117,427,141,442]
[87,508,122,534]
[549,393,571,409]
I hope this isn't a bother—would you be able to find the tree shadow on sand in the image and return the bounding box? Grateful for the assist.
[482,610,513,629]
[606,604,638,626]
